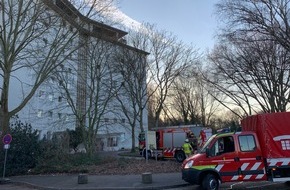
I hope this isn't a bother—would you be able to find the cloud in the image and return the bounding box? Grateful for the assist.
[82,0,143,30]
[102,5,142,30]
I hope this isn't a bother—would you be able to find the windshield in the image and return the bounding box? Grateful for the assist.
[199,134,216,153]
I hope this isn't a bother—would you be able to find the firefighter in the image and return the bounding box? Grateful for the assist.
[182,139,193,158]
[198,130,206,148]
[188,131,197,153]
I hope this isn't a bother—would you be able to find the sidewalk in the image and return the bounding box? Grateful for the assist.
[3,173,290,190]
[9,172,190,190]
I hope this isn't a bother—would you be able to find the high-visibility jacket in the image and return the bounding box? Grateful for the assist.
[182,143,192,154]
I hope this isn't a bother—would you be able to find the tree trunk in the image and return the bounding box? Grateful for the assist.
[131,126,135,153]
[86,126,95,157]
[0,99,10,135]
[0,111,10,135]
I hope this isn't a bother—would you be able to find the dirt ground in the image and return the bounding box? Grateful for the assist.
[91,151,182,175]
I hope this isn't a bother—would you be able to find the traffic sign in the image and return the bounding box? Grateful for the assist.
[2,134,12,145]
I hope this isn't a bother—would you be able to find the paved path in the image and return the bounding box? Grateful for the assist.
[1,184,35,190]
[0,173,289,190]
[4,173,190,190]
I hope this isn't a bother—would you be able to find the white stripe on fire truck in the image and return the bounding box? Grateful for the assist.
[268,158,290,166]
[251,162,261,170]
[164,148,178,153]
[231,162,264,181]
[244,162,262,180]
[243,175,251,180]
[231,175,239,180]
[241,163,249,171]
[231,162,249,181]
[215,164,224,172]
[256,174,264,179]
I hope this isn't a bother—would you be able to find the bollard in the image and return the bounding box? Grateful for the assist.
[142,172,152,184]
[78,174,88,184]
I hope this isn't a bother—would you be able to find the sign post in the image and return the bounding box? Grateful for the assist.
[2,134,12,181]
[145,130,148,163]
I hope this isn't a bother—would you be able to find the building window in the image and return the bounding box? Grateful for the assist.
[43,38,48,45]
[38,90,45,98]
[59,64,64,70]
[37,109,43,117]
[120,133,125,142]
[58,96,62,102]
[65,114,69,121]
[48,93,54,101]
[58,80,63,86]
[48,111,53,118]
[107,137,118,147]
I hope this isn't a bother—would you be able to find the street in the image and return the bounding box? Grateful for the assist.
[167,181,290,190]
[2,181,290,190]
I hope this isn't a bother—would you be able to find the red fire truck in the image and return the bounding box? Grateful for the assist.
[139,125,212,162]
[182,112,290,190]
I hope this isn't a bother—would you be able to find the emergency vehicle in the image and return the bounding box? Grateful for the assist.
[139,125,212,162]
[182,112,290,190]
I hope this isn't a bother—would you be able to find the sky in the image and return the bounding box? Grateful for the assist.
[115,0,219,53]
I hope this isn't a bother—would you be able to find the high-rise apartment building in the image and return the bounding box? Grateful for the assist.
[8,0,148,151]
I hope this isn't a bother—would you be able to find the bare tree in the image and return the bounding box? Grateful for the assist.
[209,109,241,132]
[140,24,200,128]
[0,0,76,134]
[146,85,158,129]
[56,37,119,156]
[112,46,148,152]
[170,69,223,128]
[170,75,200,125]
[110,23,200,150]
[216,0,290,51]
[0,0,117,135]
[202,0,290,117]
[206,38,290,116]
[195,73,223,128]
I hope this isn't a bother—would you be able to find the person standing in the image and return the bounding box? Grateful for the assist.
[182,139,193,158]
[198,130,207,148]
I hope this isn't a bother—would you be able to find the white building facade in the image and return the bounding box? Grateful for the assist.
[7,0,148,151]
